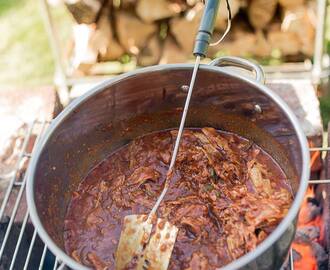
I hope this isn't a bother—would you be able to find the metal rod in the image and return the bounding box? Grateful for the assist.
[0,176,28,259]
[309,179,330,184]
[0,123,34,221]
[290,248,294,270]
[312,0,327,84]
[53,258,59,270]
[23,229,37,270]
[169,56,201,171]
[0,120,49,268]
[309,147,330,151]
[39,245,48,270]
[39,0,70,105]
[149,56,201,216]
[14,181,23,186]
[57,262,66,270]
[9,211,30,270]
[0,121,47,260]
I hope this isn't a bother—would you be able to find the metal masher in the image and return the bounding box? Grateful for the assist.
[115,1,232,269]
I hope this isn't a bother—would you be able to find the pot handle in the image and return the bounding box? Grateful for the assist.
[209,56,265,84]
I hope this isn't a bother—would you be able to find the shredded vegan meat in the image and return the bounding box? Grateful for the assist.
[64,128,292,270]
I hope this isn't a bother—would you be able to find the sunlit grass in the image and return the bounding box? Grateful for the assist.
[0,0,72,86]
[320,95,330,127]
[326,3,330,54]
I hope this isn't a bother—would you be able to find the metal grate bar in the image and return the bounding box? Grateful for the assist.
[39,245,48,270]
[309,179,330,184]
[309,147,330,151]
[0,168,29,259]
[0,123,34,221]
[23,229,37,270]
[0,120,62,269]
[58,262,66,270]
[23,153,32,158]
[24,120,61,270]
[0,120,48,261]
[289,248,294,270]
[14,181,24,186]
[20,120,50,270]
[53,258,58,270]
[9,211,29,270]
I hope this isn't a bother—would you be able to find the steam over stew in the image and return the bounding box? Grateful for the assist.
[64,128,292,269]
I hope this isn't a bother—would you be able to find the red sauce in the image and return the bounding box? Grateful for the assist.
[64,128,292,269]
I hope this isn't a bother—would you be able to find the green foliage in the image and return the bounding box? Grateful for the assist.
[120,54,131,64]
[320,95,330,128]
[159,22,168,40]
[327,2,330,54]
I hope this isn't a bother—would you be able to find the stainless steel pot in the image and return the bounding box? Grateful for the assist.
[27,57,310,270]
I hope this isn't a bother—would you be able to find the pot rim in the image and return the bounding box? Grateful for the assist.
[26,63,310,270]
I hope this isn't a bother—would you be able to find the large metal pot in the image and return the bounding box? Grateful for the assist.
[27,57,310,270]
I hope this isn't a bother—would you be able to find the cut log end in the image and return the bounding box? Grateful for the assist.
[116,11,157,55]
[137,35,162,66]
[136,0,184,23]
[65,0,103,24]
[65,0,316,72]
[159,36,187,64]
[248,0,278,29]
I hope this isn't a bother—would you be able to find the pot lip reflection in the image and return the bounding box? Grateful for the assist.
[26,63,310,270]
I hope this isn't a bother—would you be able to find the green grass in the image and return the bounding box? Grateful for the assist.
[0,0,72,86]
[320,95,330,127]
[321,3,330,127]
[327,3,330,54]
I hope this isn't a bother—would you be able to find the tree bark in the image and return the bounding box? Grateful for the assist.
[159,36,187,64]
[94,12,124,61]
[281,6,315,56]
[248,0,278,29]
[65,0,104,24]
[136,0,184,23]
[137,35,162,66]
[254,30,271,57]
[169,3,203,55]
[116,11,157,55]
[268,31,301,56]
[279,0,304,10]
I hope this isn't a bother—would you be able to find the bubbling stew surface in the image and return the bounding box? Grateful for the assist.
[64,128,292,270]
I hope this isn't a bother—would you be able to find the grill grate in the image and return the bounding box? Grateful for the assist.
[0,120,65,270]
[0,120,328,270]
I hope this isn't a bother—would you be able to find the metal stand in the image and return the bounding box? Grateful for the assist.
[39,0,69,106]
[312,0,328,84]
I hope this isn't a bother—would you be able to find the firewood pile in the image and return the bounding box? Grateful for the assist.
[64,0,317,76]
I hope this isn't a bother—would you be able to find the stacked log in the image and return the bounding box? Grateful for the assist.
[64,0,317,75]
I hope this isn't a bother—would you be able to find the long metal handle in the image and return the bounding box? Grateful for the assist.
[209,56,266,84]
[149,56,202,217]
